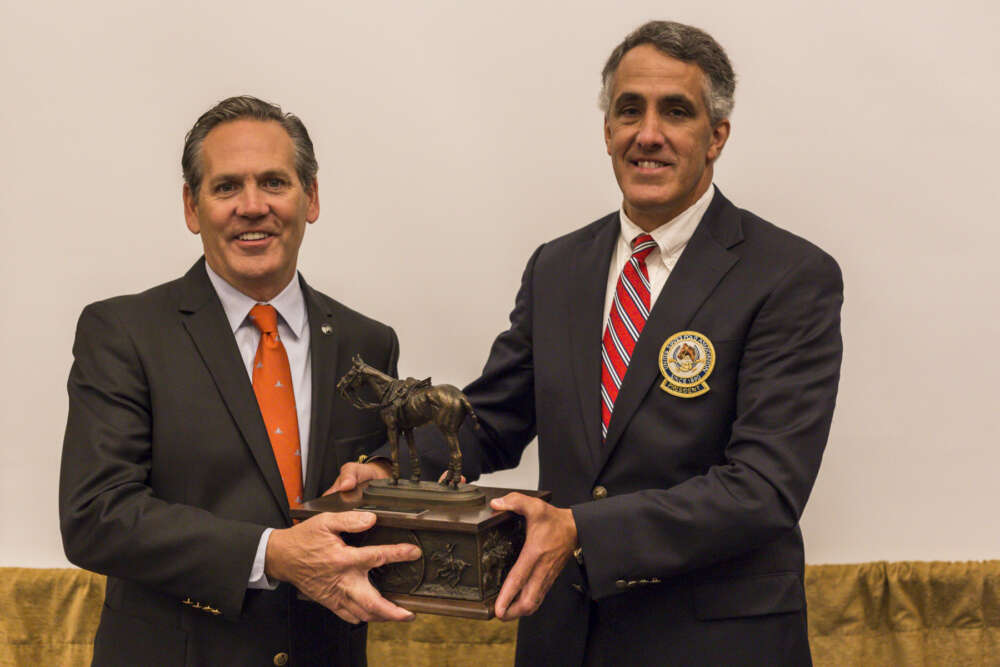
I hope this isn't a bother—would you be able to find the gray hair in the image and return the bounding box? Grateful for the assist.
[182,95,318,199]
[599,21,735,125]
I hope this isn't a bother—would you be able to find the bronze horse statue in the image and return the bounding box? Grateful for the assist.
[335,355,478,489]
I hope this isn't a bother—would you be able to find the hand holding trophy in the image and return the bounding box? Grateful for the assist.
[292,355,549,619]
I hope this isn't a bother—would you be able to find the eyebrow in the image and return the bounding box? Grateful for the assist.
[613,92,698,110]
[208,168,293,184]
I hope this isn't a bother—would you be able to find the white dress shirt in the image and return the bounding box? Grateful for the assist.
[602,184,717,329]
[204,263,312,590]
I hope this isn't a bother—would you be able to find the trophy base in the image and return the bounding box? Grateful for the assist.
[292,485,550,619]
[362,478,485,506]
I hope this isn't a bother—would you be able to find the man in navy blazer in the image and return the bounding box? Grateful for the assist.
[60,96,420,666]
[335,21,842,665]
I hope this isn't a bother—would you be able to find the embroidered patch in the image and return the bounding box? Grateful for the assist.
[658,331,716,398]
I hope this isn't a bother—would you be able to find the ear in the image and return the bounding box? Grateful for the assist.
[604,115,613,156]
[706,119,731,164]
[305,177,320,224]
[183,183,201,234]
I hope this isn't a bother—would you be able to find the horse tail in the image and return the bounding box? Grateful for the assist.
[461,395,481,430]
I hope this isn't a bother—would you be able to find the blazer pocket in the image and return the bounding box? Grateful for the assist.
[693,572,804,620]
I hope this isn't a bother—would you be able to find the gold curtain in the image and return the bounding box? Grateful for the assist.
[3,562,998,666]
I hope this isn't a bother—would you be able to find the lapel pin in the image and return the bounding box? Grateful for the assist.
[658,331,715,398]
[321,324,333,335]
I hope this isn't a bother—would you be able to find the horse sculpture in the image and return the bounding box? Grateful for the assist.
[335,354,479,489]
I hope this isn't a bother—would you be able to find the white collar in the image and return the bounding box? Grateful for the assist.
[204,262,308,339]
[618,184,716,263]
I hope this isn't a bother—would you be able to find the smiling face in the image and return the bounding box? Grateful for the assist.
[604,44,730,231]
[183,119,319,301]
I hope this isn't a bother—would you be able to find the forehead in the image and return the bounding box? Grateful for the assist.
[609,44,707,104]
[200,119,296,175]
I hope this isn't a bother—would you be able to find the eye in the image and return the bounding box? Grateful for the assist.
[666,107,690,118]
[215,182,237,194]
[263,177,287,190]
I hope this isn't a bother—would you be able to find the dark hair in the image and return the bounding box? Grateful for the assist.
[181,95,318,199]
[599,21,736,125]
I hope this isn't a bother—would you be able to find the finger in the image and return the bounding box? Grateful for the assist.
[331,605,362,625]
[319,510,377,535]
[327,464,362,494]
[504,566,553,618]
[350,582,415,622]
[355,542,422,570]
[490,492,535,516]
[494,548,537,620]
[337,596,375,624]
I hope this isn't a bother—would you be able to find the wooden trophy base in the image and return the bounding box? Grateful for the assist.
[291,485,550,619]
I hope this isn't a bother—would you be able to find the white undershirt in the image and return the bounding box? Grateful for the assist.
[602,184,717,329]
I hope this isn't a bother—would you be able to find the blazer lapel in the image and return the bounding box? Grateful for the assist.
[301,278,339,500]
[567,213,620,472]
[177,259,291,523]
[600,192,743,469]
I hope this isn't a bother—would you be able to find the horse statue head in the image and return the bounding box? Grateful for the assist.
[336,354,376,407]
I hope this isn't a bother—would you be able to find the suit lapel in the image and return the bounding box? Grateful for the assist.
[567,213,620,472]
[177,260,291,523]
[600,192,743,470]
[301,279,339,500]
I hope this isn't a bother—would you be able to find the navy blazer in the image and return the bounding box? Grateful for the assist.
[410,190,842,666]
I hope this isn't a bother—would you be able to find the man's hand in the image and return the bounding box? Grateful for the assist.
[265,511,420,624]
[490,493,578,620]
[325,461,392,501]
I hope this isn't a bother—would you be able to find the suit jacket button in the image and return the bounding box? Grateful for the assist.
[615,579,627,590]
[571,583,585,594]
[273,652,289,666]
[592,486,608,500]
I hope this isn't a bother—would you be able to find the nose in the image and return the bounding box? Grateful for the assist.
[635,109,664,150]
[236,184,268,218]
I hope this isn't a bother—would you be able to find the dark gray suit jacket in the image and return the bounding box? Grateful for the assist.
[60,259,397,666]
[411,190,842,666]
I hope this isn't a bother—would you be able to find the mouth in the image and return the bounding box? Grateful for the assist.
[235,231,274,241]
[631,159,672,170]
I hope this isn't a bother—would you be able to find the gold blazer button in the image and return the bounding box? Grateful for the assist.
[273,652,289,666]
[592,486,608,500]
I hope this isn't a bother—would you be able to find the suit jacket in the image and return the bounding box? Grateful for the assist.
[410,190,842,666]
[60,259,397,666]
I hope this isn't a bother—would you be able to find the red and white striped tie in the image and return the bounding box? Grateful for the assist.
[601,234,656,441]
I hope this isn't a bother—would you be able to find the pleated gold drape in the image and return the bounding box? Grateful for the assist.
[3,562,998,666]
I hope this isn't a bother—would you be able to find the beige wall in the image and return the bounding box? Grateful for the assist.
[2,0,997,567]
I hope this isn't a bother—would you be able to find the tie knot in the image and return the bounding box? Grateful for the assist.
[631,234,656,261]
[249,304,278,335]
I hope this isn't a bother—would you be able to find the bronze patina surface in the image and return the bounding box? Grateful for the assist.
[292,487,550,619]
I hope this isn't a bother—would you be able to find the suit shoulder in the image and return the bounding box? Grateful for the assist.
[544,212,617,250]
[735,207,841,278]
[307,288,395,339]
[77,275,187,325]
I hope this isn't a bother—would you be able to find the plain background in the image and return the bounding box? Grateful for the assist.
[2,0,997,568]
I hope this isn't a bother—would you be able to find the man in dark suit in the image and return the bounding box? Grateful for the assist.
[334,21,842,666]
[60,96,420,666]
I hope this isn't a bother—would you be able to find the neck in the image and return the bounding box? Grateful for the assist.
[625,173,713,233]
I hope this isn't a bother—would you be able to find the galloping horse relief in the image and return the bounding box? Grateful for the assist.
[336,355,479,489]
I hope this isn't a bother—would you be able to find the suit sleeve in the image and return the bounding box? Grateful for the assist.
[572,249,844,598]
[59,302,265,617]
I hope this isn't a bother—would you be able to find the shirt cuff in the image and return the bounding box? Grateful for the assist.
[247,527,279,590]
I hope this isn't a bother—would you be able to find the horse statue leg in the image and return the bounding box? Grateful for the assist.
[382,409,401,485]
[403,428,420,484]
[441,430,463,490]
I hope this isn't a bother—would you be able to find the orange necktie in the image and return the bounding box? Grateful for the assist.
[249,304,303,508]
